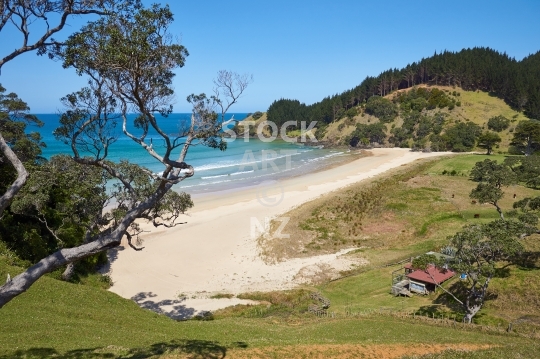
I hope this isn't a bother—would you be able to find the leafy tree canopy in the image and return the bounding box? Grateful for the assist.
[487,115,511,132]
[504,155,540,189]
[365,96,398,123]
[442,122,482,152]
[0,3,250,307]
[510,120,540,156]
[477,131,502,155]
[449,219,533,323]
[348,123,387,147]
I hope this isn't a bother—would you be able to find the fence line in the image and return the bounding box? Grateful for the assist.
[332,306,540,340]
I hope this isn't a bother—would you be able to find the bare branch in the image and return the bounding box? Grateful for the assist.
[0,1,111,70]
[125,232,144,251]
[213,70,253,116]
[425,268,463,305]
[34,214,64,247]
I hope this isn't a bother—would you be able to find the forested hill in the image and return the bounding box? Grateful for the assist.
[267,48,540,131]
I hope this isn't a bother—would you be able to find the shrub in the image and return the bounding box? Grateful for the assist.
[365,96,398,123]
[487,115,511,132]
[345,107,359,119]
[348,122,387,147]
[252,111,264,120]
[442,122,482,151]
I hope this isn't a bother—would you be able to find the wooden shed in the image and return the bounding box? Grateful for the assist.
[403,263,455,295]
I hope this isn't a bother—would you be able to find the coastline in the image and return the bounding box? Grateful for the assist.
[187,147,366,212]
[107,148,453,319]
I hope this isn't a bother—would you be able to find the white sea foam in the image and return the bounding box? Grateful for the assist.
[231,170,254,176]
[201,174,230,180]
[195,150,305,172]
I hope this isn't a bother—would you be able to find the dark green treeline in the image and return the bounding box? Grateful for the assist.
[267,47,540,129]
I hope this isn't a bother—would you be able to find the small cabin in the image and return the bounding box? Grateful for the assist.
[403,263,455,295]
[391,252,456,297]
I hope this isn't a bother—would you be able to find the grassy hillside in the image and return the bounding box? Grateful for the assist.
[323,86,530,152]
[232,112,271,137]
[0,260,538,358]
[260,154,540,328]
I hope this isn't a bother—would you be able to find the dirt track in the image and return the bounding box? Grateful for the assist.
[160,343,493,359]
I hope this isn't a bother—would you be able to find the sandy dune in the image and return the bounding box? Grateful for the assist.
[107,148,450,318]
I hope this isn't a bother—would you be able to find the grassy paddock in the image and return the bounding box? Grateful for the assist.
[0,271,535,358]
[257,153,540,326]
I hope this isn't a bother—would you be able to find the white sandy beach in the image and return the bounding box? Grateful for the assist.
[107,148,451,319]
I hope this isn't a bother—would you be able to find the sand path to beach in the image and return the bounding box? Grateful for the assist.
[107,148,450,319]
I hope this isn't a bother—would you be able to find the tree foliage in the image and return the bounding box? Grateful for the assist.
[1,155,110,276]
[0,4,250,307]
[364,96,398,123]
[505,155,540,189]
[442,122,482,152]
[0,0,138,218]
[477,131,502,155]
[266,99,307,129]
[0,85,44,215]
[348,123,386,147]
[434,157,540,323]
[449,219,533,323]
[469,159,516,219]
[487,115,510,132]
[0,0,137,69]
[267,47,540,131]
[510,120,540,156]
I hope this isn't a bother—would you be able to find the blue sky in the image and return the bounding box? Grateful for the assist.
[1,0,539,113]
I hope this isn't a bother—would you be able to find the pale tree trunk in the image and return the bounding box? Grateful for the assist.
[463,303,482,323]
[0,232,121,308]
[0,185,170,308]
[61,263,76,281]
[0,133,28,217]
[61,228,96,281]
[463,276,491,323]
[494,201,505,220]
[0,132,28,217]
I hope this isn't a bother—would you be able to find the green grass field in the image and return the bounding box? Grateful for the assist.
[310,155,540,329]
[0,270,537,358]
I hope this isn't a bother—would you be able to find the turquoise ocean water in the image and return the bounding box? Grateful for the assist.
[33,113,351,195]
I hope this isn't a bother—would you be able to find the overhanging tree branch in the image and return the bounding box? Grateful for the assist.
[0,4,251,308]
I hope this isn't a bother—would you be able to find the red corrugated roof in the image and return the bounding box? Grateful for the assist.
[406,264,455,284]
